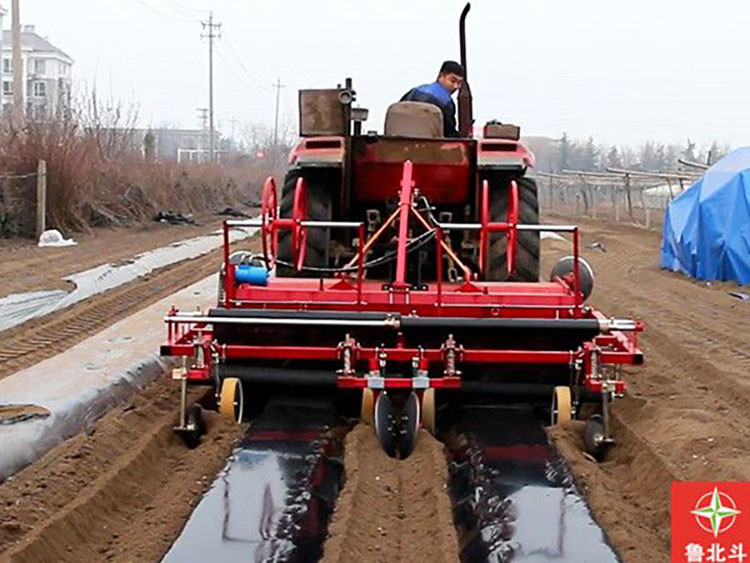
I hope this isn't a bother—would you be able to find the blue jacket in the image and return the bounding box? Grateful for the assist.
[400,81,457,137]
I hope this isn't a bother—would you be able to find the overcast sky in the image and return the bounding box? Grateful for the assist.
[15,0,750,148]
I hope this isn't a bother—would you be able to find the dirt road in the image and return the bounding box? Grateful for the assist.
[545,213,750,562]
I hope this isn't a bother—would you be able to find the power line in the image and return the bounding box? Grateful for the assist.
[221,31,272,91]
[159,0,206,18]
[133,0,197,22]
[272,78,285,147]
[214,45,268,93]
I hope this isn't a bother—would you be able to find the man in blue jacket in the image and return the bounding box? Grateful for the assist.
[401,61,464,138]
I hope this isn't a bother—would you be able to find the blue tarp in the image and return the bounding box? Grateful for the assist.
[661,147,750,284]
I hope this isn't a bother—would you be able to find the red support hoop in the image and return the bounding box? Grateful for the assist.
[479,179,490,276]
[261,177,278,269]
[292,177,309,270]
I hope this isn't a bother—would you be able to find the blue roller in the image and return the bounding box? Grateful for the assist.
[235,265,269,286]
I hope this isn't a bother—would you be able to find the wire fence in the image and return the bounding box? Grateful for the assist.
[0,164,44,238]
[0,172,38,180]
[534,169,702,229]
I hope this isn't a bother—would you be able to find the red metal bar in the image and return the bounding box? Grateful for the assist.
[189,343,578,365]
[436,226,443,306]
[222,221,234,308]
[479,179,489,275]
[357,223,365,304]
[337,376,462,389]
[394,160,414,289]
[292,177,308,270]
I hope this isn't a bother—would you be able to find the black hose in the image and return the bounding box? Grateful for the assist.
[277,227,436,274]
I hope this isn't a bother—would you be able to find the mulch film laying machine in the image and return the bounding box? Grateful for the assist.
[161,3,643,459]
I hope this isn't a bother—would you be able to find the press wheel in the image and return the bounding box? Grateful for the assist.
[180,403,206,449]
[219,377,244,423]
[584,415,607,460]
[361,388,374,425]
[422,389,436,435]
[551,385,572,425]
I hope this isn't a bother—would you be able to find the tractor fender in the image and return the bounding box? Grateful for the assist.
[288,136,345,168]
[477,139,535,171]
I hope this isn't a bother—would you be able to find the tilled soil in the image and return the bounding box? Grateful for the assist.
[0,238,259,381]
[321,424,459,563]
[0,376,245,563]
[2,210,743,563]
[544,213,750,563]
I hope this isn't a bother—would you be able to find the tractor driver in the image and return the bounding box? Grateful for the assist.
[400,60,464,138]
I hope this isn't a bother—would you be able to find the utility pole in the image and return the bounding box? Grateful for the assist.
[272,78,285,147]
[196,107,208,130]
[201,13,221,162]
[11,0,23,123]
[228,116,238,145]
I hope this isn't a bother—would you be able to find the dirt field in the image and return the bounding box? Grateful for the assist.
[1,209,744,562]
[544,213,750,563]
[0,228,260,381]
[0,376,245,563]
[321,424,459,563]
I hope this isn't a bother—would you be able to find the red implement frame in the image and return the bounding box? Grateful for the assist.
[165,161,643,399]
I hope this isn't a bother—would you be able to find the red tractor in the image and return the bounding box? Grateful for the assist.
[275,8,537,283]
[162,3,643,459]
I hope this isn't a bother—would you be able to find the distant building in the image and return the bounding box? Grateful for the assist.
[128,128,224,162]
[0,20,73,119]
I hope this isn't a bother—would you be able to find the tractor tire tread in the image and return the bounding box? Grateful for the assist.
[277,168,333,277]
[485,174,540,281]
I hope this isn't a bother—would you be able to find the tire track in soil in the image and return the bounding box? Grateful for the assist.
[0,238,259,381]
[0,376,246,563]
[320,424,460,563]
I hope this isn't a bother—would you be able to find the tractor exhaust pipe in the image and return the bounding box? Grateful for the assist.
[459,3,470,76]
[458,2,473,137]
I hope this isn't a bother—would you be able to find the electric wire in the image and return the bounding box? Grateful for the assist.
[215,45,269,93]
[158,0,207,18]
[133,0,197,23]
[221,31,272,92]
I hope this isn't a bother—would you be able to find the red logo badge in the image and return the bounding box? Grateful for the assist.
[672,482,750,562]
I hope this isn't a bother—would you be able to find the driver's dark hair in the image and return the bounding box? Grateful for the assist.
[439,60,464,77]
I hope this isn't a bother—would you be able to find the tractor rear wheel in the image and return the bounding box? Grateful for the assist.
[277,168,333,277]
[484,174,540,281]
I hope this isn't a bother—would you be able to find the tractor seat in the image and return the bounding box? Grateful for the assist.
[384,102,444,138]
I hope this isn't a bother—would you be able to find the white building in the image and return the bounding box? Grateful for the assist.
[0,14,73,119]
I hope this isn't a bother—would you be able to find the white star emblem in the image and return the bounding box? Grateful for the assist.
[691,486,741,538]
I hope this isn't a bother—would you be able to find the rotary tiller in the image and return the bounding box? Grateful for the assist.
[162,160,643,459]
